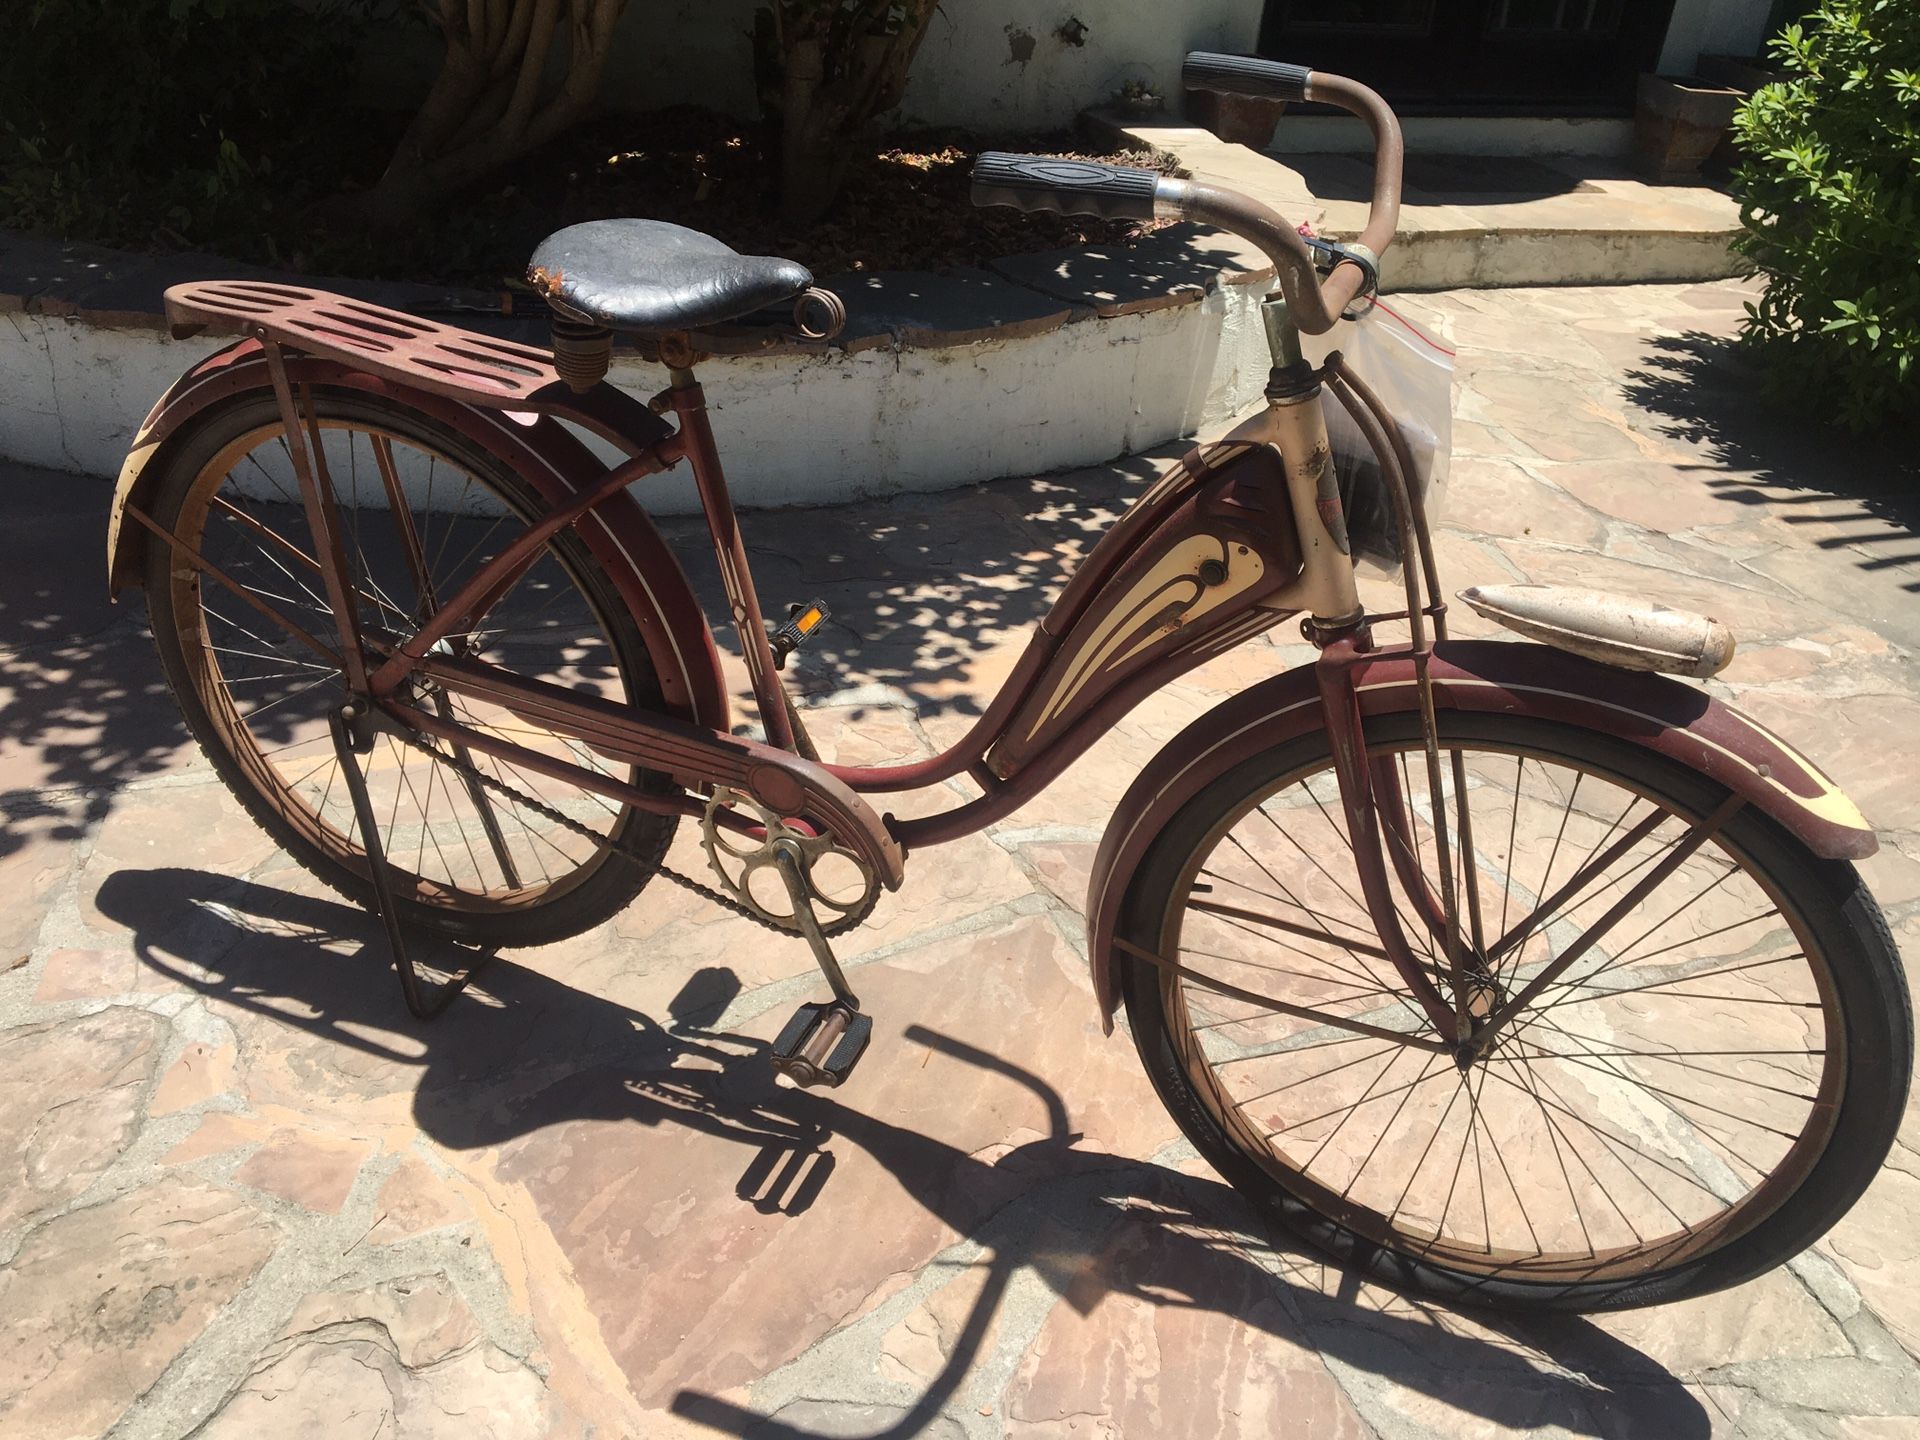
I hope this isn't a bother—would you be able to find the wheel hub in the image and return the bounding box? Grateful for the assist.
[1453,971,1507,1070]
[1463,971,1504,1021]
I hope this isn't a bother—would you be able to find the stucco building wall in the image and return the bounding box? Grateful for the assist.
[594,1,1778,133]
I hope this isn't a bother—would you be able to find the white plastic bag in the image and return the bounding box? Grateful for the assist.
[1301,300,1455,569]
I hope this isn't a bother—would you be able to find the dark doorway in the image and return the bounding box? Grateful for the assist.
[1258,0,1680,115]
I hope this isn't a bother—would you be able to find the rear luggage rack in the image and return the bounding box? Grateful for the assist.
[164,280,570,408]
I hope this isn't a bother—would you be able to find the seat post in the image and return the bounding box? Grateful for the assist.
[665,364,798,752]
[550,316,613,392]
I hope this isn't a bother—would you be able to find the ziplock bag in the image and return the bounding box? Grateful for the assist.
[1301,300,1456,568]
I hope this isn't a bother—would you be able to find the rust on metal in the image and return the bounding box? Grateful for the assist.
[549,316,614,393]
[794,287,848,341]
[260,344,372,694]
[656,332,705,370]
[665,376,797,753]
[1114,936,1449,1053]
[367,446,674,699]
[163,280,572,406]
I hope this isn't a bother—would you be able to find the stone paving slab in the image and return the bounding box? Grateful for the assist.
[3,279,1920,1438]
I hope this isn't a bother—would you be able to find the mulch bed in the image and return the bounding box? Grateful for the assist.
[290,107,1180,292]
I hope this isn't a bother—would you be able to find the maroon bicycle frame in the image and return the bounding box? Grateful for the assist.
[109,279,1876,1046]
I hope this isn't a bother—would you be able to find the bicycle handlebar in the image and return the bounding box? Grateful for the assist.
[970,153,1160,221]
[969,55,1404,336]
[1181,51,1310,102]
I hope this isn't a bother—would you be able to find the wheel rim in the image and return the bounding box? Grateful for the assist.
[1158,724,1844,1284]
[166,408,652,916]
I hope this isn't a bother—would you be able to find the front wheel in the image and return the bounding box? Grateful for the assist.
[1118,710,1910,1310]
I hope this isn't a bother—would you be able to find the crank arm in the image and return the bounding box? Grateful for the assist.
[771,839,859,1010]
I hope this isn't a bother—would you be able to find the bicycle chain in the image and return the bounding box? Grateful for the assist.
[386,728,798,937]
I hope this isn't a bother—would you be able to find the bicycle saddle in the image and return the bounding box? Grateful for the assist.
[527,219,812,334]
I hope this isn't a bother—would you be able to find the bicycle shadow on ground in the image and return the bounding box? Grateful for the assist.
[98,865,1714,1439]
[0,467,195,857]
[1619,330,1920,593]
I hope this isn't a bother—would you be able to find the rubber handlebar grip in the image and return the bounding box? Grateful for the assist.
[1182,51,1311,102]
[970,152,1160,221]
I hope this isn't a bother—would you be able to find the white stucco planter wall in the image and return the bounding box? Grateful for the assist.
[0,276,1277,511]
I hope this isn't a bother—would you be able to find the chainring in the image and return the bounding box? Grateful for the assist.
[383,727,823,937]
[700,786,879,938]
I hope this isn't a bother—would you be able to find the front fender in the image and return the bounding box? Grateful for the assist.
[107,340,729,730]
[1085,637,1876,1030]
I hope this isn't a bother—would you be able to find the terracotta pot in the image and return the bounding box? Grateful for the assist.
[1693,54,1779,172]
[1184,88,1288,149]
[1634,73,1744,182]
[1695,53,1782,94]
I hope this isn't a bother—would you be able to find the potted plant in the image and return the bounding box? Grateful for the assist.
[1635,73,1745,182]
[1693,53,1785,171]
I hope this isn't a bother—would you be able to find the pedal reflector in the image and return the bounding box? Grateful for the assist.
[771,599,832,668]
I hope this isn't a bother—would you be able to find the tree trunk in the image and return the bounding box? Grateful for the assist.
[329,0,624,227]
[760,0,939,225]
[777,33,843,226]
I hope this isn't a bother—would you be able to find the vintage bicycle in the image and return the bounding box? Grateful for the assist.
[107,53,1909,1311]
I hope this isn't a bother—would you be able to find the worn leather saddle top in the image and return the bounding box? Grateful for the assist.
[527,219,812,334]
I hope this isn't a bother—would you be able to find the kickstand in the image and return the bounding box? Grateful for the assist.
[328,703,491,1020]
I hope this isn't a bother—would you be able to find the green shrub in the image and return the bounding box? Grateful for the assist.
[1732,1,1920,431]
[0,0,373,255]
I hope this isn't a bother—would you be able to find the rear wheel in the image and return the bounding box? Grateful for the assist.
[1119,710,1909,1309]
[142,390,676,947]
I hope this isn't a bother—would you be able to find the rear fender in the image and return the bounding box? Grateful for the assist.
[1085,637,1876,1029]
[107,341,728,729]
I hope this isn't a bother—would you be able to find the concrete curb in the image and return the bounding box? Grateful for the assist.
[0,225,1278,511]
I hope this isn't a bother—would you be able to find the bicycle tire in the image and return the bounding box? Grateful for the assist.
[140,389,676,948]
[1117,709,1910,1310]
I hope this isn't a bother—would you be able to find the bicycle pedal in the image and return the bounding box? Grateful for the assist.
[770,599,831,670]
[769,1001,871,1088]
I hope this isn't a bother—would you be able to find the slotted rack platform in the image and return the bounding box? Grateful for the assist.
[164,280,567,407]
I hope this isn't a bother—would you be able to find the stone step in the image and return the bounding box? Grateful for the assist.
[1090,110,1745,292]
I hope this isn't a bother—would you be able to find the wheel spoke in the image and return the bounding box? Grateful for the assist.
[1154,729,1842,1282]
[170,412,652,930]
[1488,800,1666,968]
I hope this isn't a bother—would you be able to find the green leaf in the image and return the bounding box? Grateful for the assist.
[1735,0,1920,429]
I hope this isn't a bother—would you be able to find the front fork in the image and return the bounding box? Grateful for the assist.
[1314,634,1469,1042]
[1262,298,1478,1048]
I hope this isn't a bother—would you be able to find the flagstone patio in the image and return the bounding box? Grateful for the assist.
[3,278,1918,1439]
